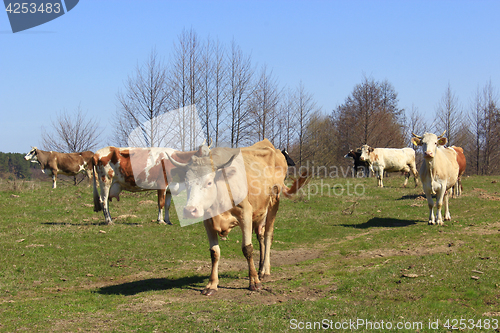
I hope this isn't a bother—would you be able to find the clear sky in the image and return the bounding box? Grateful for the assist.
[1,0,499,153]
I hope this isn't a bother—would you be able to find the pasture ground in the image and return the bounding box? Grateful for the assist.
[0,175,499,332]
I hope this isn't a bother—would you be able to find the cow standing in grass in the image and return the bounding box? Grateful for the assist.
[344,149,371,177]
[24,147,94,188]
[92,145,207,225]
[451,146,466,197]
[167,139,309,295]
[412,131,459,225]
[359,145,419,187]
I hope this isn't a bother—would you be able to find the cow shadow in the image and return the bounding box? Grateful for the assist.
[97,275,207,296]
[397,193,426,200]
[341,217,418,229]
[42,221,101,226]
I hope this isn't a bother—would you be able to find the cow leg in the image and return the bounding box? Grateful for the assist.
[443,190,451,221]
[435,189,446,225]
[52,173,57,189]
[202,218,220,296]
[377,168,384,187]
[424,189,436,225]
[410,164,419,187]
[157,189,172,225]
[255,221,265,278]
[98,175,113,225]
[259,199,279,279]
[403,172,409,187]
[241,202,261,291]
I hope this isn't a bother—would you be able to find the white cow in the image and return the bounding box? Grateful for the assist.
[359,145,419,188]
[411,131,459,225]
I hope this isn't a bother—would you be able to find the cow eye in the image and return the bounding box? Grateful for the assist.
[207,181,213,187]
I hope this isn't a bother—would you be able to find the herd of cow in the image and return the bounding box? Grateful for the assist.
[23,131,466,295]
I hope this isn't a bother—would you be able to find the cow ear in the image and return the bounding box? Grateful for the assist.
[169,167,186,184]
[438,137,447,146]
[217,166,237,180]
[369,147,374,153]
[411,137,422,146]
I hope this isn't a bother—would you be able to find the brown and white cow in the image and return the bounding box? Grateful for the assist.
[359,145,419,187]
[92,146,207,225]
[412,131,459,225]
[24,147,94,188]
[451,146,466,197]
[166,139,309,295]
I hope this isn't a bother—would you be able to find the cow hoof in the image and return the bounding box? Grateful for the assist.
[201,288,217,296]
[428,220,435,225]
[258,273,270,280]
[249,283,262,291]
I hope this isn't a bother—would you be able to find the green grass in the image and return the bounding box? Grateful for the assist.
[0,175,499,332]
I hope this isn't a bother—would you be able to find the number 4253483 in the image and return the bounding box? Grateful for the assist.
[5,2,62,14]
[443,318,498,330]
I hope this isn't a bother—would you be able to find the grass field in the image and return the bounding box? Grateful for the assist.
[0,174,499,332]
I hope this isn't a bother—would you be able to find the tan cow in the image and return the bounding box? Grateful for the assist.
[166,139,309,295]
[451,146,466,197]
[412,131,459,225]
[359,145,419,187]
[24,147,94,188]
[92,145,207,225]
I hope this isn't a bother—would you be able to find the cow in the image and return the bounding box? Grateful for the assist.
[411,131,459,225]
[359,145,419,187]
[281,149,296,166]
[24,147,94,188]
[451,146,466,197]
[344,149,371,177]
[166,139,309,296]
[92,145,207,225]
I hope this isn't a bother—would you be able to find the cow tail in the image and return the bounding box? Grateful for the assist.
[92,155,102,212]
[282,171,310,198]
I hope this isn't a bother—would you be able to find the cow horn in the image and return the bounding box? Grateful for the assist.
[411,132,422,139]
[438,130,446,138]
[167,152,188,168]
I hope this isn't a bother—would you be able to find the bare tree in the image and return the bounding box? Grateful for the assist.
[168,28,204,150]
[468,81,500,175]
[114,48,171,147]
[433,83,462,146]
[248,65,281,144]
[42,105,103,153]
[227,40,254,148]
[278,88,298,151]
[294,81,319,165]
[199,36,228,146]
[332,77,405,157]
[404,104,428,148]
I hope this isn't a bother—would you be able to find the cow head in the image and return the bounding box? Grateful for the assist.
[412,131,447,159]
[167,147,247,220]
[24,147,38,162]
[359,145,374,162]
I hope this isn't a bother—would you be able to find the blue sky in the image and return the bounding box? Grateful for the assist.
[1,0,499,153]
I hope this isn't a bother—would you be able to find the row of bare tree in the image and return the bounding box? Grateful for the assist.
[294,78,500,175]
[111,29,319,153]
[41,29,499,175]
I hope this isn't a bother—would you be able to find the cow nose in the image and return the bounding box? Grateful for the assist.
[184,206,199,218]
[424,151,433,158]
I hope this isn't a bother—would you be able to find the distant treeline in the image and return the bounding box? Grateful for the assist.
[0,152,36,180]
